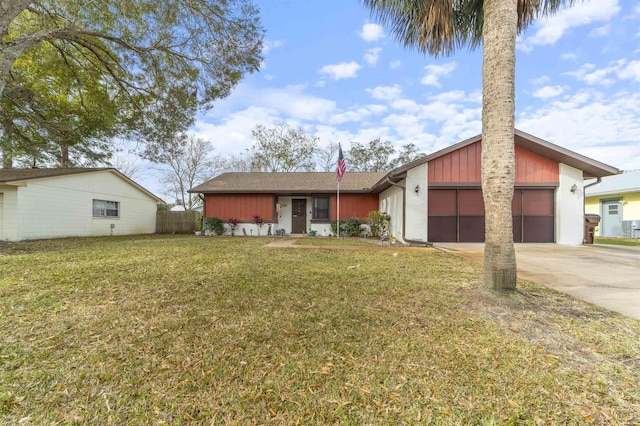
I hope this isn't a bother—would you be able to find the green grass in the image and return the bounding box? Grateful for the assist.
[294,236,374,246]
[1,235,639,424]
[595,237,640,246]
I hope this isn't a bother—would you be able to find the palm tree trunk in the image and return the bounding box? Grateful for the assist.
[481,0,517,291]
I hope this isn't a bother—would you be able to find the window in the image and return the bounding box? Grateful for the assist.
[93,199,119,217]
[312,197,330,220]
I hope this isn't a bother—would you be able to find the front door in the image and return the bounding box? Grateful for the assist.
[601,199,622,237]
[292,199,307,233]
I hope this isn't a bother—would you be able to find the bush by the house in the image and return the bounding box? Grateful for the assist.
[368,210,391,237]
[203,217,225,235]
[331,217,363,237]
[194,214,203,232]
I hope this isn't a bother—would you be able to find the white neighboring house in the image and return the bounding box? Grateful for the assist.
[0,168,164,242]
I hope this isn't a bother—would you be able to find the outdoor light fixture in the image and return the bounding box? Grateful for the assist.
[570,184,577,193]
[414,185,420,194]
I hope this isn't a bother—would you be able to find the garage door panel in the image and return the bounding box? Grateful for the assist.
[522,189,554,215]
[458,189,484,215]
[512,190,522,215]
[512,216,522,243]
[523,216,554,242]
[428,189,457,215]
[459,216,485,242]
[428,217,457,242]
[428,188,555,243]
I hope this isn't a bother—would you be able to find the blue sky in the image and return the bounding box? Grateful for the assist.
[135,0,640,194]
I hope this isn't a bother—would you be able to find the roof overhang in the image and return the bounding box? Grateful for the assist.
[381,129,619,183]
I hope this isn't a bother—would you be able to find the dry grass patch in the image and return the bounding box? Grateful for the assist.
[1,235,638,424]
[293,237,374,247]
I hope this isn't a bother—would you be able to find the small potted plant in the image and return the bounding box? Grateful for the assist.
[228,218,239,236]
[309,230,318,237]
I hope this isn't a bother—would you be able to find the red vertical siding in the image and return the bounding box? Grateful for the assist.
[515,146,559,183]
[331,194,379,220]
[428,141,559,184]
[204,194,275,221]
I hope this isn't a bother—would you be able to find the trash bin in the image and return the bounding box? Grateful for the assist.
[584,214,601,244]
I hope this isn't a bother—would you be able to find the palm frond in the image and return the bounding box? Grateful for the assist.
[363,0,577,55]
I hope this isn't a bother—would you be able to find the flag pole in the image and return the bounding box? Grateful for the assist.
[336,143,345,238]
[337,180,340,238]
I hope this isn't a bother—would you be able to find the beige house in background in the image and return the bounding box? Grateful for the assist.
[0,168,163,242]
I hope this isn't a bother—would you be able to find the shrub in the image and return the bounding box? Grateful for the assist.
[203,217,225,235]
[331,217,363,237]
[194,214,203,232]
[368,211,391,237]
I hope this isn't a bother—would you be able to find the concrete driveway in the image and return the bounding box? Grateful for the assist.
[435,243,640,320]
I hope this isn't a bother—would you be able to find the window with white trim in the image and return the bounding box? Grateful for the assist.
[93,199,119,217]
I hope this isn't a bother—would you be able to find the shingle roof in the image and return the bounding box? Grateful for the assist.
[0,168,109,182]
[585,169,640,196]
[189,172,387,194]
[0,168,165,203]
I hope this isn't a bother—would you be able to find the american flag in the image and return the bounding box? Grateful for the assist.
[336,144,346,182]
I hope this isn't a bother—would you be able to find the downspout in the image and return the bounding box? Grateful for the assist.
[583,177,602,190]
[199,193,206,230]
[385,178,431,247]
[582,177,602,243]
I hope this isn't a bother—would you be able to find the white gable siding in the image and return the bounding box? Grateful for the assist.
[404,163,428,242]
[12,171,157,241]
[379,185,403,241]
[556,163,585,244]
[0,186,18,241]
[0,192,3,240]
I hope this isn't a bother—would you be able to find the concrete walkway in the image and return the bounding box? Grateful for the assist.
[435,243,640,320]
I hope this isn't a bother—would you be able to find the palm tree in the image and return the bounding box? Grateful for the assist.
[363,0,572,291]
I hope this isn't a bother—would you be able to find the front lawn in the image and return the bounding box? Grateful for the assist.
[595,236,640,247]
[1,235,638,424]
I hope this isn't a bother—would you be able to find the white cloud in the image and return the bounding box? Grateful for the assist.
[262,39,285,55]
[518,0,620,52]
[567,59,640,86]
[420,62,457,87]
[358,23,384,42]
[389,60,402,70]
[363,47,382,66]
[517,89,640,170]
[428,90,468,103]
[328,108,373,125]
[533,85,565,99]
[617,60,640,82]
[390,99,420,113]
[561,53,577,61]
[531,75,550,85]
[589,25,611,37]
[327,105,387,125]
[365,84,402,101]
[319,61,361,80]
[382,114,426,139]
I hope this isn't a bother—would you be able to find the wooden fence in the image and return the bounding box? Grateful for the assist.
[156,211,200,234]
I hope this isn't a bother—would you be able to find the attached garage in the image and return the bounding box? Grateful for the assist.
[428,188,555,242]
[378,129,619,245]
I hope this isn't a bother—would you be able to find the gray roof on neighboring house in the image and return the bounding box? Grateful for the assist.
[0,168,165,203]
[585,169,640,197]
[386,129,620,180]
[189,172,387,194]
[0,168,109,182]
